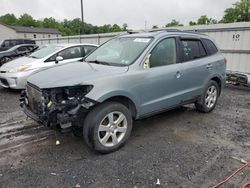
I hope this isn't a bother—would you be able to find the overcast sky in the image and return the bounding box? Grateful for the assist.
[1,0,237,29]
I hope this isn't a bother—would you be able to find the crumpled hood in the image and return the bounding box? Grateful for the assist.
[0,56,36,70]
[28,61,129,89]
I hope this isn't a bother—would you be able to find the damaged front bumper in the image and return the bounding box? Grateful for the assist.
[20,83,97,128]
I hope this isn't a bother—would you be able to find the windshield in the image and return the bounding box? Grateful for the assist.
[85,37,152,66]
[29,45,63,59]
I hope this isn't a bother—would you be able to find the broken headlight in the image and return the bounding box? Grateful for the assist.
[43,85,94,109]
[64,85,93,99]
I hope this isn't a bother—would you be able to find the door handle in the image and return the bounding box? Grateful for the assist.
[175,71,182,79]
[206,64,213,69]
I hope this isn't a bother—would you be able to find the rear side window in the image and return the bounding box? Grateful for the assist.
[180,39,206,62]
[202,38,218,55]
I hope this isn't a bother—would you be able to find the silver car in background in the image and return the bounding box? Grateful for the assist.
[0,43,98,89]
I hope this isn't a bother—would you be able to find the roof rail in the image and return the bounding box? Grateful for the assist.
[126,30,140,34]
[149,29,181,32]
[181,30,208,36]
[148,28,208,36]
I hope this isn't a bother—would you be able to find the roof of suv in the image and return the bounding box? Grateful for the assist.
[119,30,210,39]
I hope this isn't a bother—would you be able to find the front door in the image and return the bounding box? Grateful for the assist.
[138,37,185,115]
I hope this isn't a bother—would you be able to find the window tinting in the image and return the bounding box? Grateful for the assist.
[202,38,218,55]
[181,40,206,62]
[150,38,177,68]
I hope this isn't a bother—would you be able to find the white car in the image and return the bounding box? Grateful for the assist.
[0,43,98,89]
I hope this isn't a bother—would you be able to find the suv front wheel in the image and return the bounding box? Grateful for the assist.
[195,80,219,113]
[83,102,133,153]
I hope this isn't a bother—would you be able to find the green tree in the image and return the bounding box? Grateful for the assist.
[165,19,183,27]
[221,0,250,23]
[0,13,17,25]
[189,21,197,26]
[122,23,128,31]
[189,15,218,25]
[0,13,129,36]
[17,13,37,27]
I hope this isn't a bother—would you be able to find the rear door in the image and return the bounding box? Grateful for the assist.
[177,37,212,100]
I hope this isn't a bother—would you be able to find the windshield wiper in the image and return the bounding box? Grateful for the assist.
[87,60,111,66]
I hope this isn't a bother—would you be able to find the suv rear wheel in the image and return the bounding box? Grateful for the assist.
[195,80,219,113]
[83,102,133,153]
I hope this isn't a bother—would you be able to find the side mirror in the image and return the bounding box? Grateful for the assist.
[55,56,63,64]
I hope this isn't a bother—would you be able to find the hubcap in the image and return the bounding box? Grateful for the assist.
[98,111,127,147]
[205,85,217,108]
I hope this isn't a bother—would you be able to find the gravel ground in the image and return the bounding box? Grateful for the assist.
[0,85,249,188]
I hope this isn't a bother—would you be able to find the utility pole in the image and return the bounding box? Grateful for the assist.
[80,0,84,34]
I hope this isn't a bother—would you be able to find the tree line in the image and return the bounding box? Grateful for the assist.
[0,0,249,35]
[0,13,128,36]
[154,0,249,28]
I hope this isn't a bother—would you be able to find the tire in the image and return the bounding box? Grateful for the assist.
[195,80,219,113]
[1,57,9,64]
[0,57,7,66]
[83,102,133,154]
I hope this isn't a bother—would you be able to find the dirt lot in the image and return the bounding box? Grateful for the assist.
[0,86,249,188]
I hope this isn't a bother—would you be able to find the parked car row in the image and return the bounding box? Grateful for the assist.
[0,39,35,51]
[17,30,226,153]
[0,44,38,66]
[0,43,98,89]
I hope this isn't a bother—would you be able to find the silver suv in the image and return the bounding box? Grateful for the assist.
[20,31,226,153]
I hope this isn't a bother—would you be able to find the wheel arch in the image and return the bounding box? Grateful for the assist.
[98,94,138,119]
[210,76,223,95]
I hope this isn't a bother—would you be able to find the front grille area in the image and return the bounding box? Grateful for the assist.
[26,84,43,114]
[0,78,9,87]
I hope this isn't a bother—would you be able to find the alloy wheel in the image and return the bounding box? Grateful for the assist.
[98,111,127,147]
[205,85,217,109]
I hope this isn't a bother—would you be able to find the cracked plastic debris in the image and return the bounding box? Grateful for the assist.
[156,178,160,185]
[75,183,81,188]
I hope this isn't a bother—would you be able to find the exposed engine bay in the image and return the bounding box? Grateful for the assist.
[20,83,96,129]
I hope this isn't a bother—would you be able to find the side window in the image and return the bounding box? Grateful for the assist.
[181,40,206,62]
[17,46,27,52]
[10,40,16,47]
[57,46,82,60]
[83,46,96,57]
[15,40,22,45]
[3,41,11,48]
[149,38,177,68]
[202,38,218,55]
